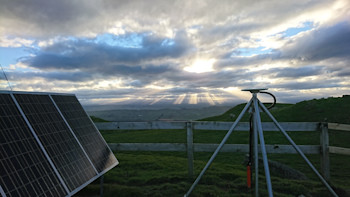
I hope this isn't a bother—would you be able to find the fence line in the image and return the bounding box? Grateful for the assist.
[328,123,350,132]
[95,121,319,131]
[96,121,349,180]
[329,146,350,156]
[327,123,350,156]
[108,143,320,154]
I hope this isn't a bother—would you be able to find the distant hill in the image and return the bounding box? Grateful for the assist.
[90,116,109,122]
[87,106,232,122]
[200,95,350,124]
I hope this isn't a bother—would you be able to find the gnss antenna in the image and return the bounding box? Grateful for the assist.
[184,88,338,197]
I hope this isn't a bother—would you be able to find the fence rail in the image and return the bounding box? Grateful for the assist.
[327,123,350,156]
[95,121,319,131]
[328,123,350,131]
[329,146,350,156]
[95,121,350,180]
[108,143,320,154]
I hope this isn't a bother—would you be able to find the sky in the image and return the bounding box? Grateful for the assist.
[0,0,350,106]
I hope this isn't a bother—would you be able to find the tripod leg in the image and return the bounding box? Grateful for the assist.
[253,111,259,196]
[254,97,273,197]
[184,98,253,197]
[258,100,339,197]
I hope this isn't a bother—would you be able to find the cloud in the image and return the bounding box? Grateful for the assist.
[0,0,339,39]
[23,32,191,69]
[336,70,350,77]
[12,17,350,95]
[281,22,350,61]
[215,52,281,68]
[15,30,226,89]
[271,79,343,90]
[9,63,179,87]
[215,21,350,83]
[0,0,103,38]
[1,0,350,105]
[0,36,34,47]
[7,70,95,82]
[268,66,325,78]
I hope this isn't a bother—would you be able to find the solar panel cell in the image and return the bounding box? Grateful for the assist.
[0,94,67,197]
[13,94,97,192]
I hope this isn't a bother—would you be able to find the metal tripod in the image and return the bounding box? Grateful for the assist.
[184,88,338,197]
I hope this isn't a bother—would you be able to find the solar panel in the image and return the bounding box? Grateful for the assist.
[0,93,67,196]
[0,91,118,197]
[51,95,117,173]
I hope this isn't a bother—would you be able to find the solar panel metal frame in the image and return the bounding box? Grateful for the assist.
[0,185,5,197]
[0,91,118,197]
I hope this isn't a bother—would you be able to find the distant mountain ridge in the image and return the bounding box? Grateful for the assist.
[201,95,350,124]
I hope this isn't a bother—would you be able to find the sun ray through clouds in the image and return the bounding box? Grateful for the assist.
[221,87,252,101]
[174,94,186,104]
[189,94,198,104]
[205,93,216,105]
[210,94,223,105]
[150,95,166,105]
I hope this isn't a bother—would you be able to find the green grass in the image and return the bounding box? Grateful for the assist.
[77,128,350,197]
[102,129,322,145]
[79,96,350,196]
[78,151,347,197]
[102,129,187,143]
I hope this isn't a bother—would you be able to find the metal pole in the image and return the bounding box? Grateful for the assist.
[258,100,338,197]
[184,98,253,197]
[253,95,273,197]
[253,107,259,197]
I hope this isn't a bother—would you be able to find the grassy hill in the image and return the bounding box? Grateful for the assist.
[201,95,350,124]
[90,115,110,122]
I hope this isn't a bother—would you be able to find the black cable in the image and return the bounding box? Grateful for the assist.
[260,91,276,109]
[248,115,253,165]
[245,113,254,189]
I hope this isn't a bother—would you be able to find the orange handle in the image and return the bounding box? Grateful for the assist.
[247,165,252,188]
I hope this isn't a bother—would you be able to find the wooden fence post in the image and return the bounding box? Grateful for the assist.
[320,122,330,180]
[187,121,194,179]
